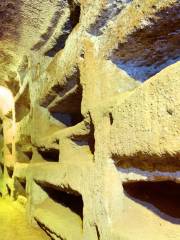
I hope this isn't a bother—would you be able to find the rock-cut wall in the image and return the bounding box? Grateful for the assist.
[0,0,180,240]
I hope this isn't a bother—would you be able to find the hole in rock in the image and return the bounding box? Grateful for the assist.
[49,83,82,113]
[6,184,11,195]
[36,181,83,220]
[52,138,59,145]
[109,112,113,125]
[7,166,13,178]
[123,180,180,222]
[110,3,180,81]
[95,224,100,240]
[23,151,33,160]
[68,0,81,28]
[73,139,86,146]
[37,148,59,162]
[71,138,94,159]
[51,112,83,127]
[42,68,83,119]
[34,181,83,239]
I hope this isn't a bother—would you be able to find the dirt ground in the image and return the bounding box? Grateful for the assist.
[0,198,49,240]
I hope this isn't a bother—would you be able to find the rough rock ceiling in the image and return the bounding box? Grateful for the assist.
[1,0,179,88]
[110,3,180,81]
[0,0,69,50]
[0,0,79,87]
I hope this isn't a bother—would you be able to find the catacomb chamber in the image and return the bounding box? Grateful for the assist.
[0,0,179,240]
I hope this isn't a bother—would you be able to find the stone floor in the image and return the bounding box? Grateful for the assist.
[0,198,49,240]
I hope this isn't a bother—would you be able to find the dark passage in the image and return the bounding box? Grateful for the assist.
[123,180,180,221]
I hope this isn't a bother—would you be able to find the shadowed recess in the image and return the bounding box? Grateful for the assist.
[36,181,84,219]
[37,148,59,162]
[123,180,180,223]
[14,177,27,199]
[48,69,83,126]
[40,68,81,110]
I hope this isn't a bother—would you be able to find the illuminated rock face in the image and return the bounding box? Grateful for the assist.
[0,86,14,116]
[0,1,180,240]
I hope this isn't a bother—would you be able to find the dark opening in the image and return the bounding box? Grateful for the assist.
[123,180,180,222]
[37,148,59,162]
[14,177,26,199]
[36,181,83,219]
[68,0,81,28]
[109,112,113,125]
[42,68,83,128]
[23,151,33,160]
[51,112,83,127]
[49,84,82,114]
[95,224,100,240]
[7,167,13,178]
[6,184,11,196]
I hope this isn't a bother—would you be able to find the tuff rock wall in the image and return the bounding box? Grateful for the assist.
[0,0,180,240]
